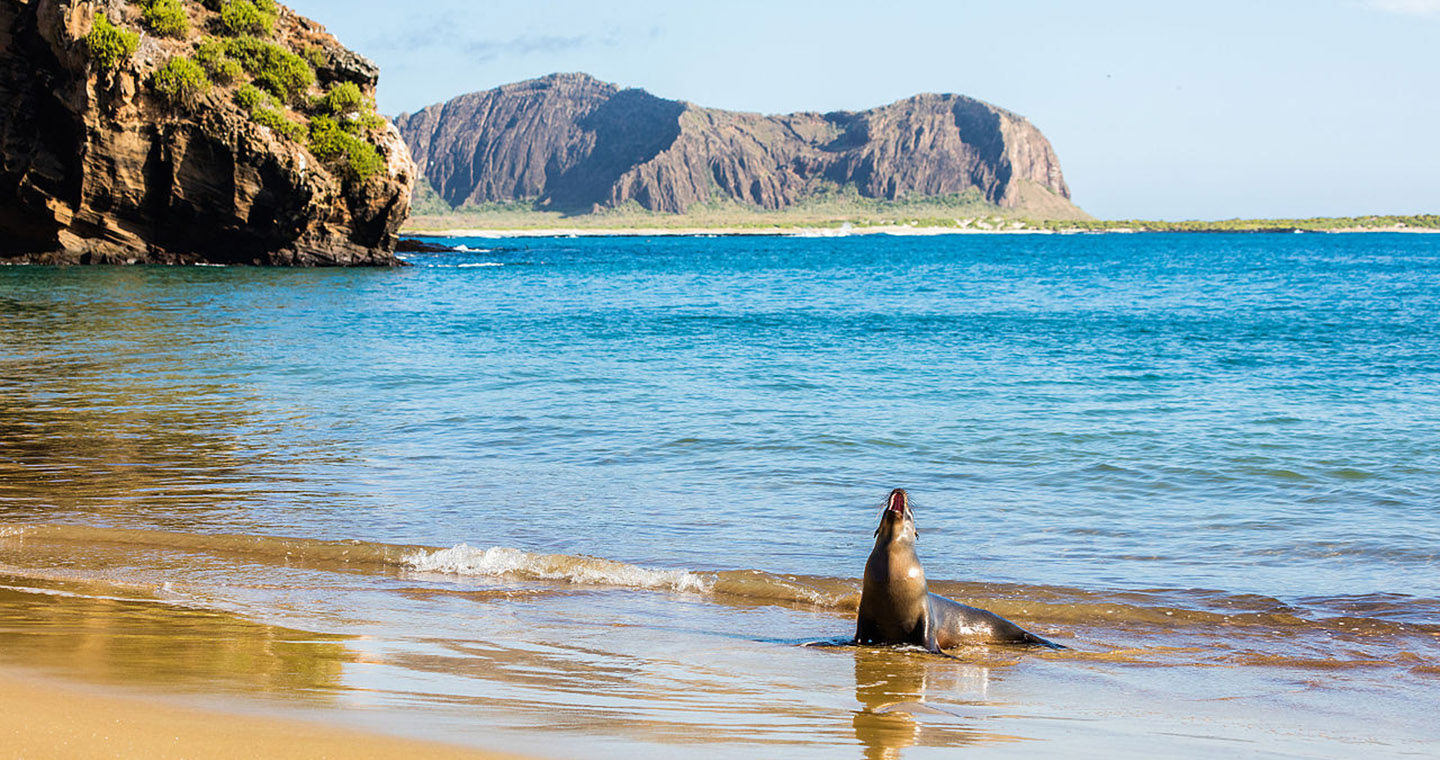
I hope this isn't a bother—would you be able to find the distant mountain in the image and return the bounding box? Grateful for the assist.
[395,72,1087,219]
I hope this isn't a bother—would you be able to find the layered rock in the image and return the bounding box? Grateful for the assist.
[0,0,413,265]
[396,72,1085,219]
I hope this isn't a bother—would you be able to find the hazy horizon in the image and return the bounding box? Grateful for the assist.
[285,0,1440,221]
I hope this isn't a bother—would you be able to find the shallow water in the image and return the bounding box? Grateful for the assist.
[1,233,1438,756]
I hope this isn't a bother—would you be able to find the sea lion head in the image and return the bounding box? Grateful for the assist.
[873,488,917,545]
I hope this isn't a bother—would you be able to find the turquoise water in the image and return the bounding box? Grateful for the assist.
[4,233,1437,600]
[2,233,1439,757]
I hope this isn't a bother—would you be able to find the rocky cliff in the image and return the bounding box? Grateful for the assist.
[0,0,414,265]
[396,72,1085,219]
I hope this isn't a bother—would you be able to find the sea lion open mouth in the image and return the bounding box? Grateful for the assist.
[886,488,908,515]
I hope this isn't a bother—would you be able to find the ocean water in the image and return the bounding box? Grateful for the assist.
[1,233,1438,757]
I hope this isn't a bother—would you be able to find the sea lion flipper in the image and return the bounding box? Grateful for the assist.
[923,597,943,653]
[1019,631,1066,650]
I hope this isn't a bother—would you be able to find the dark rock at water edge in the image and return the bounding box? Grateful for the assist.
[396,72,1087,220]
[0,0,414,266]
[395,237,454,253]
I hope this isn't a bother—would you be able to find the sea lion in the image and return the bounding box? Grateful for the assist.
[855,488,1062,651]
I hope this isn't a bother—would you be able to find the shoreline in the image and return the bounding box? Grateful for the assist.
[406,225,1042,238]
[0,667,532,760]
[402,224,1440,239]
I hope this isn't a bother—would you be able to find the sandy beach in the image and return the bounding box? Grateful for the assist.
[0,668,529,760]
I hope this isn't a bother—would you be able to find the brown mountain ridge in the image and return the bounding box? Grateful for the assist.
[396,72,1087,220]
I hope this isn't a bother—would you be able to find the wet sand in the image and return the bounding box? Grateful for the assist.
[0,668,530,760]
[2,528,1438,759]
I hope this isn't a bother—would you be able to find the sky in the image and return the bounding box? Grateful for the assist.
[285,0,1440,220]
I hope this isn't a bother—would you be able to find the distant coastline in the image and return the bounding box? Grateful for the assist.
[404,214,1440,239]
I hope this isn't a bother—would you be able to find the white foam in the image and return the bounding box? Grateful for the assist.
[404,544,715,593]
[0,583,184,605]
[456,262,503,268]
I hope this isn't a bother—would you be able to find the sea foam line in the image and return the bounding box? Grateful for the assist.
[403,544,716,593]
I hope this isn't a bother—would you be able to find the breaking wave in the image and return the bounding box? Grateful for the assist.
[405,544,713,593]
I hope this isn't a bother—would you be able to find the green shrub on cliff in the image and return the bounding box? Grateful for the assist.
[218,0,277,37]
[308,116,384,182]
[315,82,386,136]
[344,111,387,136]
[316,82,365,115]
[302,45,326,69]
[232,83,305,142]
[194,39,244,84]
[151,56,212,107]
[234,82,269,110]
[84,13,139,70]
[141,0,191,38]
[253,107,307,142]
[222,36,315,102]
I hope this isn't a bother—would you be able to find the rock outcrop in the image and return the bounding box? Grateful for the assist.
[396,72,1085,219]
[0,0,414,265]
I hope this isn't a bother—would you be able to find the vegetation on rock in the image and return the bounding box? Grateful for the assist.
[316,81,364,115]
[217,0,276,37]
[233,82,267,110]
[253,106,308,142]
[84,13,140,70]
[301,44,326,69]
[221,36,314,102]
[309,115,385,182]
[4,0,409,264]
[140,0,191,38]
[151,56,212,107]
[194,38,243,83]
[316,82,386,135]
[231,82,301,140]
[107,0,391,180]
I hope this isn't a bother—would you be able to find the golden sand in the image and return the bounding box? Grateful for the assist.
[0,669,531,760]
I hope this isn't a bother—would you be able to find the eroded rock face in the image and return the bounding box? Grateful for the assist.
[0,0,413,265]
[396,72,1084,219]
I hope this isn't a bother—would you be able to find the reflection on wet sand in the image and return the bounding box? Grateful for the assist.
[0,574,351,699]
[849,647,1016,759]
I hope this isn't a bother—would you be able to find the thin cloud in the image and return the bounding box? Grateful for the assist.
[464,35,593,64]
[372,14,621,62]
[1364,0,1440,15]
